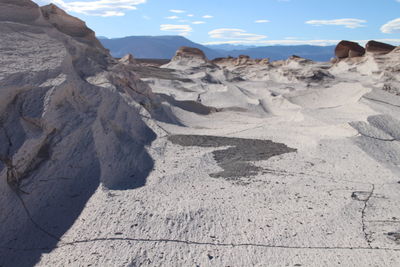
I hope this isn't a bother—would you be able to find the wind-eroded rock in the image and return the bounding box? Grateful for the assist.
[40,4,101,46]
[212,55,269,67]
[366,40,396,55]
[162,46,211,69]
[175,46,207,60]
[335,40,365,59]
[119,54,136,65]
[0,0,41,23]
[0,1,166,266]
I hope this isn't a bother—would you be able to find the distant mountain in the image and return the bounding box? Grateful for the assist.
[100,35,222,59]
[218,45,336,62]
[206,44,257,51]
[99,35,335,61]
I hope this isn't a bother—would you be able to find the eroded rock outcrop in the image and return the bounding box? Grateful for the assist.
[0,1,169,266]
[162,46,211,69]
[212,55,269,68]
[175,46,207,60]
[335,40,365,59]
[119,53,136,65]
[40,4,104,49]
[366,40,396,55]
[0,0,41,23]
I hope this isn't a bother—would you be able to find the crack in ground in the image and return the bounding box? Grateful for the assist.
[1,237,400,252]
[356,132,396,142]
[0,122,61,242]
[361,184,375,248]
[363,96,400,108]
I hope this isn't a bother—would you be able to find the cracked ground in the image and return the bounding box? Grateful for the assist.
[10,110,397,266]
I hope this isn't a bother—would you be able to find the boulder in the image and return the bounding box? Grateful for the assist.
[366,40,396,55]
[335,40,365,59]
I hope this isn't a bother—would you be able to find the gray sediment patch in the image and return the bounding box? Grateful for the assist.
[168,135,297,179]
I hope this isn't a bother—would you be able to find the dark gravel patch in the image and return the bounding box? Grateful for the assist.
[168,135,297,179]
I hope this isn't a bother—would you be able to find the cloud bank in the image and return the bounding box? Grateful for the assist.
[209,28,267,41]
[160,24,192,36]
[381,18,400,34]
[306,18,367,29]
[34,0,147,17]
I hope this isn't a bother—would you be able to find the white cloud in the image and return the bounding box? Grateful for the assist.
[209,28,267,41]
[306,18,367,29]
[203,38,400,46]
[381,18,400,33]
[160,24,192,36]
[187,14,194,17]
[192,21,205,24]
[33,0,146,17]
[170,9,186,13]
[255,20,270,23]
[101,11,124,17]
[165,16,179,19]
[202,15,213,19]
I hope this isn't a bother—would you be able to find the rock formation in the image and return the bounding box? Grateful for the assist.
[175,46,207,60]
[335,40,365,59]
[40,4,104,49]
[162,46,211,69]
[365,40,396,55]
[0,1,171,266]
[212,55,269,68]
[119,53,136,65]
[0,0,41,23]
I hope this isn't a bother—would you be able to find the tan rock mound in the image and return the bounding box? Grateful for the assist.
[0,0,41,23]
[175,46,207,61]
[335,40,365,59]
[366,40,396,55]
[162,46,210,69]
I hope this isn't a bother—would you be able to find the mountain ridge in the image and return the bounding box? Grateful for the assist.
[99,35,336,61]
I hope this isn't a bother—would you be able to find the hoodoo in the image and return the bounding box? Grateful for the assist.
[335,40,365,59]
[365,40,396,55]
[162,46,210,69]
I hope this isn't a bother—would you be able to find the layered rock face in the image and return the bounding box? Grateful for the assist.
[366,40,396,54]
[0,1,165,266]
[335,40,366,58]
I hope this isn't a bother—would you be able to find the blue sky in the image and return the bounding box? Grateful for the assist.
[34,0,400,46]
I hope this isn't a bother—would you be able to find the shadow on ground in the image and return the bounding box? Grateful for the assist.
[0,119,156,267]
[168,135,297,179]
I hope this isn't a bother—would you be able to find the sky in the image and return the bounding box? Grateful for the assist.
[33,0,400,46]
